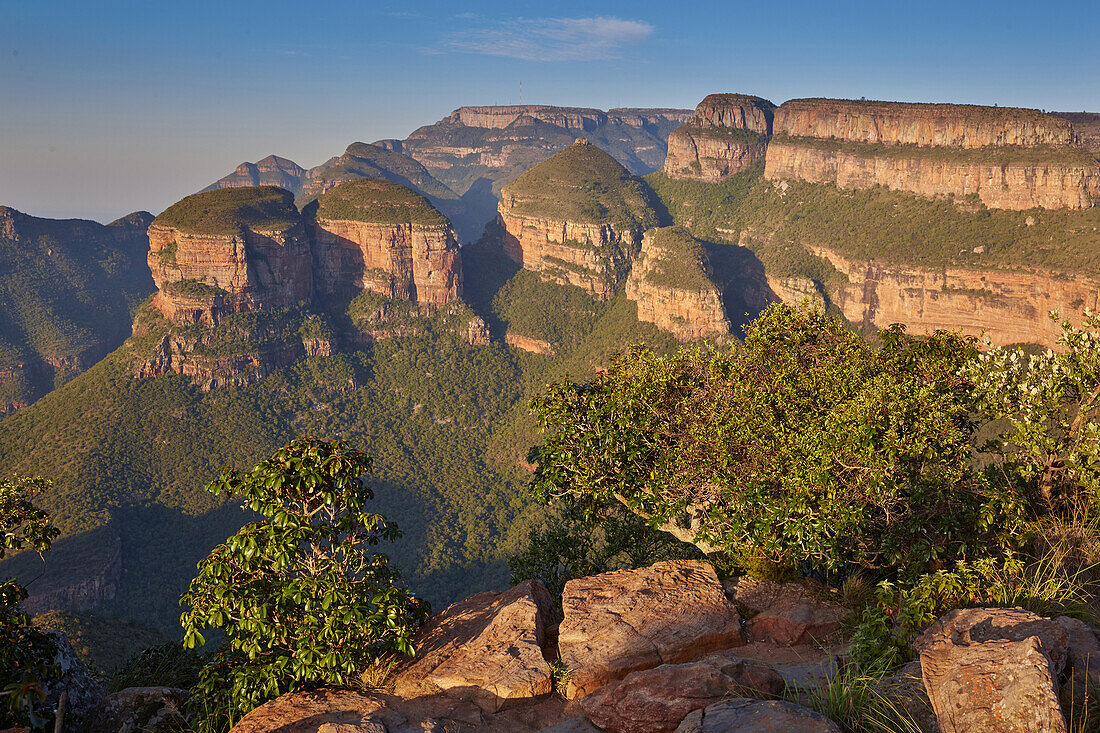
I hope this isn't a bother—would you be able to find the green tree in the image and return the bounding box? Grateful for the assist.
[1,477,61,728]
[963,311,1100,510]
[181,438,429,723]
[529,304,1024,581]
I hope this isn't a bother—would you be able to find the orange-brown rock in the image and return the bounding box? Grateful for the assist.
[774,99,1076,149]
[147,187,312,325]
[724,578,846,647]
[764,137,1100,210]
[664,94,774,182]
[505,333,555,354]
[310,178,462,305]
[811,245,1100,348]
[558,560,744,699]
[311,220,461,304]
[497,140,659,299]
[577,654,784,733]
[624,227,731,339]
[392,580,554,712]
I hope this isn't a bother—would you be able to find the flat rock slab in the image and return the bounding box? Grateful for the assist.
[912,606,1070,676]
[921,636,1066,733]
[675,698,841,733]
[393,579,553,712]
[731,641,842,690]
[725,578,846,646]
[559,560,744,699]
[229,688,571,733]
[578,653,783,733]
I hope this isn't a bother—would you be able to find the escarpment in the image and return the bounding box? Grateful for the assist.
[812,245,1100,348]
[140,182,464,387]
[625,227,731,339]
[496,140,660,299]
[664,94,775,182]
[764,98,1100,210]
[309,178,461,305]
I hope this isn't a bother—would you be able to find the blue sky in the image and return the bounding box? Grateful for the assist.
[2,0,1098,222]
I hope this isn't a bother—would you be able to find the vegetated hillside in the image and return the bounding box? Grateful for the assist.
[311,177,448,227]
[646,164,1100,278]
[154,186,300,235]
[0,207,155,414]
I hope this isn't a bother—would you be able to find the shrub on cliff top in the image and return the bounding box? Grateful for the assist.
[154,186,300,236]
[529,304,1025,579]
[181,438,429,724]
[310,177,448,227]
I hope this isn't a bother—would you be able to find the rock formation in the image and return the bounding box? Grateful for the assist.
[497,139,660,299]
[676,699,841,733]
[309,178,461,305]
[1054,112,1100,153]
[664,94,775,182]
[811,244,1100,348]
[624,227,731,339]
[763,98,1100,210]
[147,186,312,325]
[204,155,307,192]
[558,560,744,699]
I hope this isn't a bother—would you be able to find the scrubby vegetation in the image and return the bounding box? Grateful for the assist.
[635,226,716,290]
[311,178,448,227]
[771,133,1098,166]
[154,186,300,235]
[502,141,661,231]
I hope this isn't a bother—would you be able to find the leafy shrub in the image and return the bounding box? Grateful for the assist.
[529,304,1024,581]
[1,477,61,728]
[181,438,430,720]
[108,641,205,693]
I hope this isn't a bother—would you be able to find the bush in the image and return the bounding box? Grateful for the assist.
[180,438,429,722]
[0,477,61,728]
[108,641,205,693]
[529,304,1024,581]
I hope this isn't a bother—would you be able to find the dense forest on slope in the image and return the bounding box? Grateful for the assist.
[0,208,155,413]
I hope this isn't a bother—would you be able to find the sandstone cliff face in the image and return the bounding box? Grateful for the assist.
[664,94,774,183]
[310,219,461,305]
[765,99,1099,210]
[147,221,313,325]
[624,228,731,340]
[764,138,1100,210]
[498,206,640,300]
[774,99,1076,148]
[812,245,1100,348]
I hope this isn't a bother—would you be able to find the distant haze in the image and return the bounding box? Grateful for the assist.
[2,0,1098,222]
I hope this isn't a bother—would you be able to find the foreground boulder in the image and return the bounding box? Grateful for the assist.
[675,698,841,733]
[920,635,1066,733]
[559,560,744,698]
[89,687,188,733]
[392,579,553,712]
[577,652,783,733]
[912,606,1070,676]
[725,577,846,646]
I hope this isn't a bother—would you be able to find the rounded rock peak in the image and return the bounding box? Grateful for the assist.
[574,137,590,145]
[153,186,300,236]
[312,177,448,227]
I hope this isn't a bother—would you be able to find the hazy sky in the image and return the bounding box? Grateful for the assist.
[2,0,1098,222]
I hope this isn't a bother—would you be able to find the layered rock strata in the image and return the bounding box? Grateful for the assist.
[497,140,659,299]
[625,227,731,339]
[765,98,1099,210]
[310,179,462,305]
[664,94,775,182]
[148,187,313,325]
[812,245,1100,348]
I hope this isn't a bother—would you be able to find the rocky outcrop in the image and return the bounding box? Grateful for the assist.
[812,245,1100,348]
[497,140,659,299]
[912,607,1070,676]
[724,577,846,647]
[764,136,1100,210]
[676,699,841,733]
[22,534,121,614]
[625,227,731,339]
[203,155,306,192]
[392,580,554,712]
[310,179,462,305]
[921,635,1066,732]
[90,687,189,733]
[148,187,312,325]
[765,98,1100,210]
[578,654,784,733]
[558,560,744,699]
[664,94,774,182]
[775,99,1076,148]
[1054,112,1100,152]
